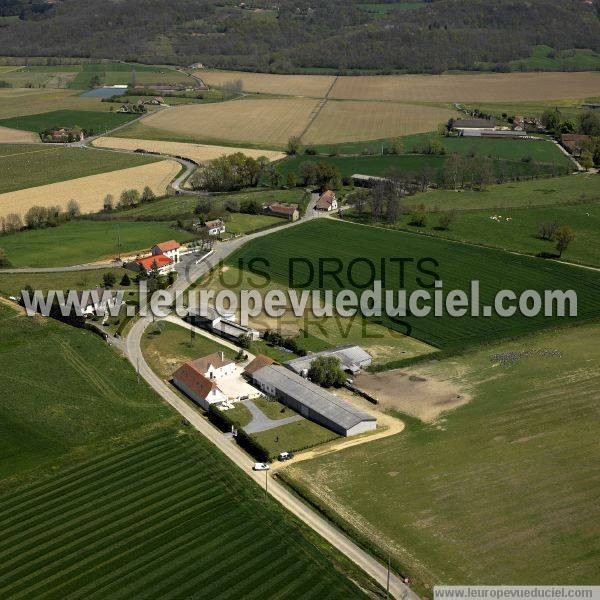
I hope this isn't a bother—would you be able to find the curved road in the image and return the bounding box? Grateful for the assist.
[123,210,418,600]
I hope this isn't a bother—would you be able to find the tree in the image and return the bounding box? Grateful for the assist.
[541,108,561,133]
[189,153,267,192]
[438,210,456,230]
[141,186,156,203]
[194,199,212,216]
[308,356,346,388]
[120,272,131,286]
[389,137,404,154]
[286,136,301,156]
[577,110,600,136]
[66,199,81,219]
[285,172,298,188]
[266,164,283,188]
[119,189,140,208]
[555,225,574,258]
[409,210,427,227]
[298,161,318,186]
[443,153,464,190]
[103,194,114,212]
[238,333,251,349]
[580,150,594,171]
[102,272,116,288]
[2,213,22,233]
[537,220,558,241]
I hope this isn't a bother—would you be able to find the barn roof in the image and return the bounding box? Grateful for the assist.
[252,364,375,431]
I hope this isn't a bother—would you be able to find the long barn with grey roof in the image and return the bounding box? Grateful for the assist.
[250,364,376,437]
[285,345,372,376]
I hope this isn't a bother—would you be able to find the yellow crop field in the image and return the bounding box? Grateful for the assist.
[0,125,38,143]
[0,160,180,219]
[142,98,319,147]
[198,69,336,98]
[303,100,457,144]
[330,71,600,102]
[92,136,285,162]
[0,88,108,119]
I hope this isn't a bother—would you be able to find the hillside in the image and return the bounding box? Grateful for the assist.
[0,0,599,74]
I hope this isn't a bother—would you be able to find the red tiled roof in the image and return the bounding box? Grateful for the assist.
[265,203,298,216]
[315,190,336,209]
[172,362,218,400]
[190,352,233,373]
[137,254,173,270]
[244,354,275,376]
[153,240,180,252]
[561,134,589,149]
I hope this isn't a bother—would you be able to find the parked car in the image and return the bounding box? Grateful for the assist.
[277,452,294,462]
[253,462,269,471]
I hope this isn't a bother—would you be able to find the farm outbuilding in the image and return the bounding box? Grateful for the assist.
[285,345,372,376]
[250,364,376,436]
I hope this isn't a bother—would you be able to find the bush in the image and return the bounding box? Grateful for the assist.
[409,211,428,227]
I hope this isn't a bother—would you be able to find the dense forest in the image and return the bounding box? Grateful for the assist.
[0,0,599,73]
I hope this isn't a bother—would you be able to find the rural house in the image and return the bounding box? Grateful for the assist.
[202,219,226,236]
[561,134,590,157]
[132,254,174,275]
[187,306,260,343]
[152,240,181,263]
[249,364,377,436]
[315,190,337,211]
[191,352,236,379]
[172,359,227,410]
[263,202,299,221]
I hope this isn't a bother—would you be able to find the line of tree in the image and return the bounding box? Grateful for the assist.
[189,153,269,192]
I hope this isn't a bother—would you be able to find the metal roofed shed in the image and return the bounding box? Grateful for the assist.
[251,364,376,437]
[285,345,372,376]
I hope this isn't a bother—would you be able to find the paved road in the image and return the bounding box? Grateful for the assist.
[123,208,418,599]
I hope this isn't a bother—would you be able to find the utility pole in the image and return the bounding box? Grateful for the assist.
[116,223,121,261]
[265,470,268,498]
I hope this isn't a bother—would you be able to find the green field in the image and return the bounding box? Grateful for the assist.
[0,268,131,296]
[0,219,191,268]
[277,146,568,182]
[0,144,158,194]
[284,322,600,591]
[410,173,600,211]
[358,2,423,13]
[0,303,367,596]
[225,219,600,350]
[476,45,600,73]
[0,303,172,486]
[0,428,364,598]
[0,65,80,88]
[312,134,571,167]
[68,62,190,89]
[373,201,600,267]
[0,109,138,135]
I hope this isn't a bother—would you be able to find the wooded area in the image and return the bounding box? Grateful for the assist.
[0,0,598,74]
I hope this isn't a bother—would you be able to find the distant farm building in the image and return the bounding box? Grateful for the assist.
[249,364,377,436]
[315,190,337,211]
[561,134,590,157]
[187,306,259,343]
[264,202,299,221]
[285,345,372,377]
[451,118,497,137]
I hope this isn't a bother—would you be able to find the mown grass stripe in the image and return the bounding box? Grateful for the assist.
[39,505,248,600]
[2,486,231,599]
[0,433,181,517]
[0,449,199,550]
[0,470,223,592]
[94,520,265,600]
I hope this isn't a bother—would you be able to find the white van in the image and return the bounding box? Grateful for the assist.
[253,462,269,471]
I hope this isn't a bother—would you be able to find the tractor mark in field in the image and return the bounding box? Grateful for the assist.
[297,75,339,143]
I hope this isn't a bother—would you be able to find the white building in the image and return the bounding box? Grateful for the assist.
[151,240,181,263]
